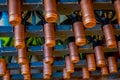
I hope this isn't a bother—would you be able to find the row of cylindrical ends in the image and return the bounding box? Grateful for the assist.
[11,24,120,79]
[6,0,120,79]
[14,20,119,48]
[43,55,118,79]
[8,0,120,49]
[0,57,117,80]
[42,42,118,79]
[10,0,118,48]
[15,38,120,79]
[63,44,118,79]
[0,57,31,80]
[8,0,120,27]
[31,41,118,79]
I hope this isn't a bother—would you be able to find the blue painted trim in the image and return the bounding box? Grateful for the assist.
[5,71,120,79]
[7,60,85,70]
[0,0,6,4]
[0,24,119,33]
[22,0,42,3]
[59,0,78,3]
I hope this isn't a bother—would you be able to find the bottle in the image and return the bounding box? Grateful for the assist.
[80,0,96,28]
[43,73,51,79]
[94,46,106,67]
[118,40,120,56]
[3,70,10,80]
[21,60,30,75]
[44,0,58,23]
[18,48,27,65]
[86,54,96,71]
[24,74,31,80]
[102,24,117,48]
[8,0,22,26]
[73,21,86,46]
[114,0,120,25]
[0,58,6,76]
[44,44,54,64]
[101,67,108,76]
[82,67,90,79]
[108,56,118,73]
[14,24,25,49]
[43,23,55,47]
[63,68,71,79]
[68,37,80,63]
[43,59,52,76]
[65,56,74,73]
